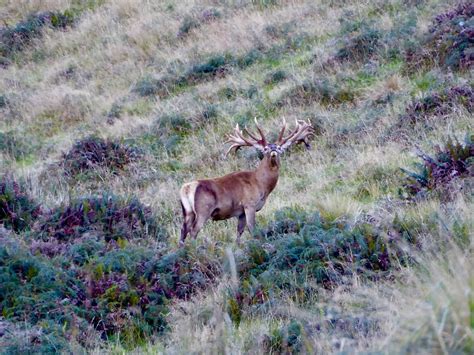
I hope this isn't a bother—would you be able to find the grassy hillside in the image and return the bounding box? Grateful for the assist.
[0,0,472,353]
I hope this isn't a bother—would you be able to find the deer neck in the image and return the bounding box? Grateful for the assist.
[255,155,280,194]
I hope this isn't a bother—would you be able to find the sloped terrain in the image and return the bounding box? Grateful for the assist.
[0,0,473,353]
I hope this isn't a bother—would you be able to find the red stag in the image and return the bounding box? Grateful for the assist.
[179,119,314,245]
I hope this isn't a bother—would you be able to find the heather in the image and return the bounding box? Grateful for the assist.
[61,136,142,177]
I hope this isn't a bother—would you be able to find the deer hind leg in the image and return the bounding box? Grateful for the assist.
[189,212,210,240]
[189,183,217,240]
[179,182,199,246]
[237,213,246,245]
[180,202,195,246]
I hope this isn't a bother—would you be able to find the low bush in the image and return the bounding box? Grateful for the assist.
[177,9,221,38]
[264,69,287,85]
[35,193,164,243]
[62,136,141,177]
[277,80,355,107]
[0,175,41,232]
[154,113,192,134]
[403,85,473,123]
[107,102,123,120]
[335,24,381,62]
[401,134,473,197]
[1,203,219,350]
[0,319,72,354]
[0,11,75,64]
[405,3,474,71]
[132,76,175,97]
[177,16,200,38]
[264,320,304,353]
[196,103,218,122]
[186,54,230,83]
[0,94,7,107]
[224,207,399,327]
[390,85,473,137]
[132,55,231,98]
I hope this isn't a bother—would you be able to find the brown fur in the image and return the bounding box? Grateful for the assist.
[179,120,313,245]
[180,153,280,245]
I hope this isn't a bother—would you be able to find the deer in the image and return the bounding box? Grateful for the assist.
[179,118,314,246]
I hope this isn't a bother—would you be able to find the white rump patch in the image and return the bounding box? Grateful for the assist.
[180,181,199,214]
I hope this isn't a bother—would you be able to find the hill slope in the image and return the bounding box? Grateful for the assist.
[0,0,472,353]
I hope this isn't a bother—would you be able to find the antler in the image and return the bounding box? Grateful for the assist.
[226,118,267,155]
[278,119,315,151]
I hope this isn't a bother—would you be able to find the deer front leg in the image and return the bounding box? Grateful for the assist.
[237,213,246,245]
[244,206,256,236]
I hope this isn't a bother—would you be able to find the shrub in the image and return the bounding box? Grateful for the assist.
[1,214,219,350]
[132,76,175,97]
[0,131,31,160]
[264,69,287,85]
[278,80,355,107]
[0,94,7,108]
[62,136,141,176]
[35,193,164,243]
[0,237,90,350]
[196,103,218,122]
[177,16,200,38]
[0,11,75,64]
[391,85,473,136]
[401,134,473,197]
[405,3,474,71]
[407,85,473,121]
[177,9,221,38]
[264,320,303,353]
[225,207,396,325]
[154,113,192,134]
[218,86,238,100]
[133,54,231,98]
[0,175,41,232]
[0,320,72,354]
[107,102,123,120]
[335,24,381,62]
[186,54,229,82]
[235,48,263,68]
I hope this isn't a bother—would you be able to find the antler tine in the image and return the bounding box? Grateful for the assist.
[254,117,267,146]
[279,119,315,150]
[226,122,266,155]
[277,117,287,143]
[243,126,261,142]
[279,119,300,145]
